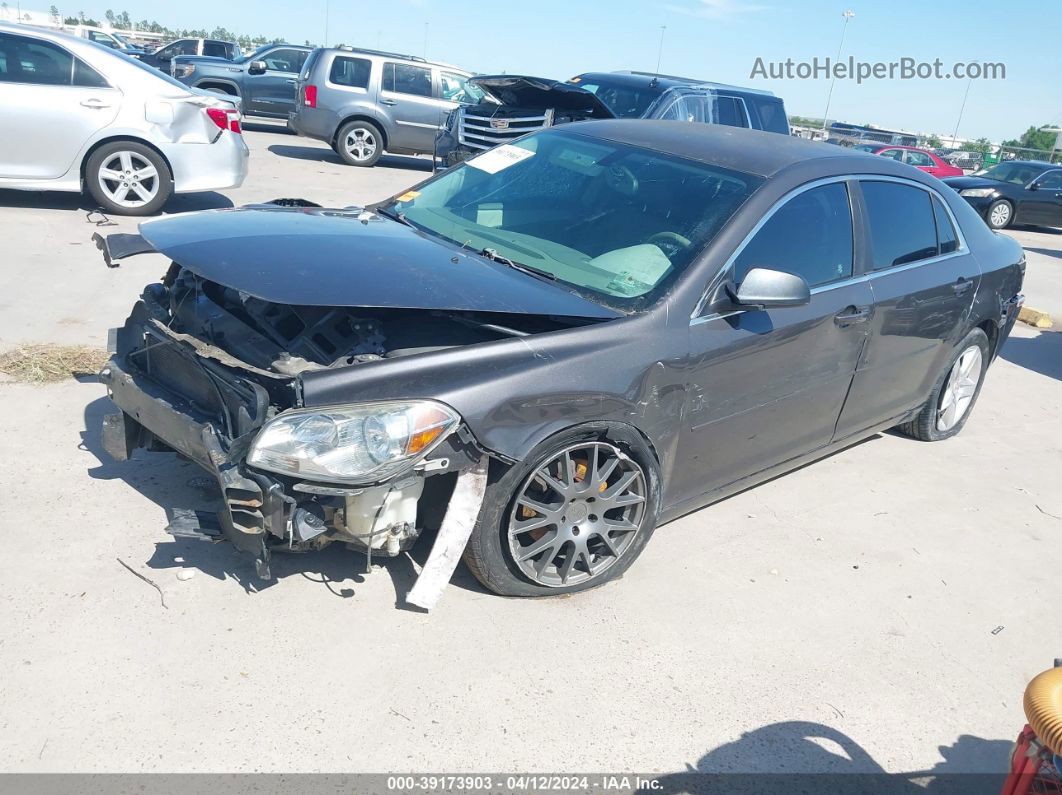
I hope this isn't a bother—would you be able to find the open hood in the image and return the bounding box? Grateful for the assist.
[469,75,615,119]
[125,206,621,319]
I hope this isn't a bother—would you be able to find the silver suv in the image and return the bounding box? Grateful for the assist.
[288,46,480,167]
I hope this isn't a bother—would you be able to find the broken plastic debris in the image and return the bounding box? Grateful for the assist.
[176,570,196,581]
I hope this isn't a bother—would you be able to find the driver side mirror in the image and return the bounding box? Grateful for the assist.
[1028,181,1040,191]
[733,267,811,309]
[248,60,267,75]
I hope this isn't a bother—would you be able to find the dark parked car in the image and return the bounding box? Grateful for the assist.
[138,38,240,72]
[95,122,1024,607]
[944,160,1062,229]
[172,44,312,118]
[435,70,789,167]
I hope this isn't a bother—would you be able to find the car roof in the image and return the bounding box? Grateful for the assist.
[575,71,776,98]
[319,45,464,71]
[563,119,914,179]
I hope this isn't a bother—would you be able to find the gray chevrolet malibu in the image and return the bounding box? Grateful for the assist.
[96,121,1025,607]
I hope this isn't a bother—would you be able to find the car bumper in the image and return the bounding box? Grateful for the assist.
[163,130,249,193]
[287,108,334,143]
[98,293,483,588]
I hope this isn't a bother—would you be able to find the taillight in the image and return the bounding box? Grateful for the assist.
[205,107,242,134]
[303,84,317,108]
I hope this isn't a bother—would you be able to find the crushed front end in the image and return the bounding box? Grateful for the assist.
[99,265,484,586]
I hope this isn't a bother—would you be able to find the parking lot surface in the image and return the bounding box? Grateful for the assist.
[1,124,1060,776]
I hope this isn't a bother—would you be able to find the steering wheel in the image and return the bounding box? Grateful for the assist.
[605,164,638,196]
[646,231,692,259]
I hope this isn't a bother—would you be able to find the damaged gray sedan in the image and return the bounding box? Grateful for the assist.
[97,121,1025,607]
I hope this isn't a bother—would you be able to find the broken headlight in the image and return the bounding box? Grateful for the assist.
[247,400,459,484]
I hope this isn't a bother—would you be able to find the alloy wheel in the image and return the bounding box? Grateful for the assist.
[507,442,647,588]
[989,202,1011,228]
[342,128,378,163]
[96,151,160,208]
[937,345,983,431]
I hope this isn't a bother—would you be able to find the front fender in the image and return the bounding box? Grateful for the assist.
[297,313,687,491]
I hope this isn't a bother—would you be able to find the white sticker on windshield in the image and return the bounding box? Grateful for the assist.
[466,144,535,174]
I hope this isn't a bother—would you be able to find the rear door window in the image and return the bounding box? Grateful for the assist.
[329,55,371,88]
[734,182,854,288]
[0,33,78,86]
[382,62,431,97]
[712,95,749,128]
[203,40,229,58]
[904,150,934,167]
[747,96,789,133]
[861,181,939,268]
[1037,170,1062,189]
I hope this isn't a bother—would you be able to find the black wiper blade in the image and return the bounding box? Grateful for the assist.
[477,248,556,281]
[375,205,413,227]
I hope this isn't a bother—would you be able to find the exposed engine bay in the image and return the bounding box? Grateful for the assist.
[162,265,580,376]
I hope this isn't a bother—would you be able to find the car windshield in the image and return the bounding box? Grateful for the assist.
[382,130,762,311]
[975,162,1047,185]
[80,38,194,90]
[571,79,662,118]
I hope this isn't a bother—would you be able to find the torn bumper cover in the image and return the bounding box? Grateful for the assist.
[99,296,488,608]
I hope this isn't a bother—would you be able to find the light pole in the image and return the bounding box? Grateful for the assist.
[323,0,329,47]
[655,26,666,74]
[950,77,973,146]
[821,9,854,133]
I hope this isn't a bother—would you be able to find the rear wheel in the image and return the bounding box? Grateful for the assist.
[334,120,383,167]
[896,327,990,441]
[85,142,172,216]
[463,426,660,597]
[986,199,1013,229]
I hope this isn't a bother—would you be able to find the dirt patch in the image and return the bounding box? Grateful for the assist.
[0,343,109,384]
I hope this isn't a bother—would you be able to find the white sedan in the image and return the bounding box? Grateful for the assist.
[0,23,248,215]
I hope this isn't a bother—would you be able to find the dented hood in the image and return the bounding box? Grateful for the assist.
[136,206,621,319]
[469,75,616,118]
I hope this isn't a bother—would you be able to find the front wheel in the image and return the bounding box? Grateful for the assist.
[85,142,172,216]
[334,120,383,167]
[986,199,1013,229]
[896,327,990,441]
[463,426,661,597]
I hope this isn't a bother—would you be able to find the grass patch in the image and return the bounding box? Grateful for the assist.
[0,343,109,384]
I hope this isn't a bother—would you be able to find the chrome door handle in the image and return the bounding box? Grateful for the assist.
[834,306,871,327]
[286,78,297,84]
[380,99,397,105]
[952,279,974,295]
[80,98,112,109]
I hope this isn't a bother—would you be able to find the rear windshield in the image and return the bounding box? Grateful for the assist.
[571,78,662,118]
[747,96,789,134]
[384,129,762,312]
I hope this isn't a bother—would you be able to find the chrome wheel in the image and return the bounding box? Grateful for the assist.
[508,442,647,588]
[342,127,378,163]
[989,201,1011,228]
[937,345,983,431]
[96,150,160,208]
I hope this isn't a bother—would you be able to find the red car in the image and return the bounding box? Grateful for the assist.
[852,144,965,178]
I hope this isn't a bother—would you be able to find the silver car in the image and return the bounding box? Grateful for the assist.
[289,46,480,167]
[0,23,248,215]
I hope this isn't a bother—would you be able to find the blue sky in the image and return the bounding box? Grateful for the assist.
[59,0,1060,141]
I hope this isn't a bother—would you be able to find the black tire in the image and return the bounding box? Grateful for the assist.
[463,423,661,597]
[986,198,1013,230]
[896,327,990,441]
[85,141,172,216]
[333,120,384,167]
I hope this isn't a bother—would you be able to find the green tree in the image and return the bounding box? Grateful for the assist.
[105,9,115,24]
[924,134,943,148]
[49,5,60,23]
[965,137,993,155]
